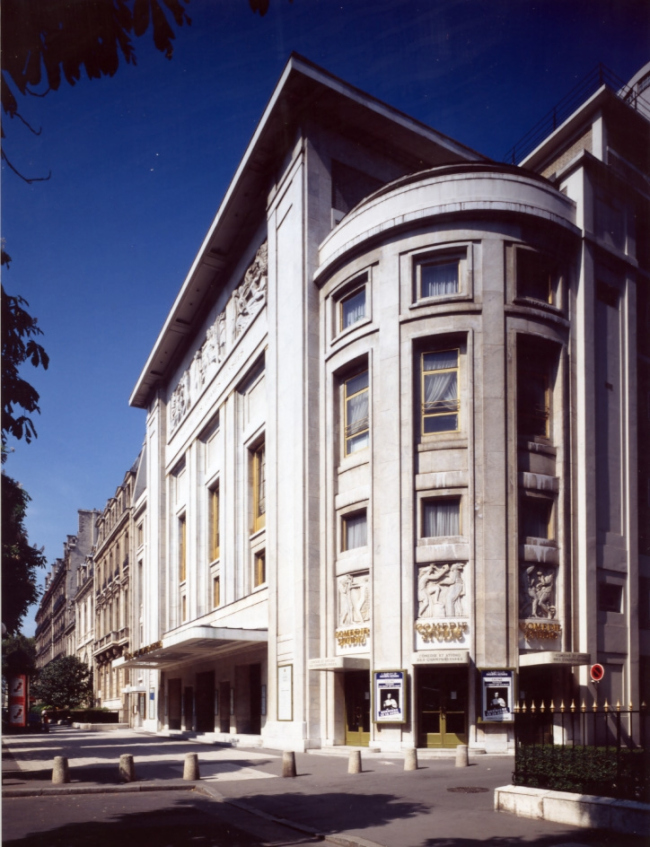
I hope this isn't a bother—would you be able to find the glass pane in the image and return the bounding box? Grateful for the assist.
[518,250,553,302]
[345,512,367,549]
[346,370,368,395]
[423,413,457,433]
[423,349,458,372]
[341,287,366,329]
[421,261,459,298]
[423,500,460,537]
[521,499,552,539]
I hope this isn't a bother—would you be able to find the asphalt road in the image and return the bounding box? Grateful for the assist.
[3,727,648,847]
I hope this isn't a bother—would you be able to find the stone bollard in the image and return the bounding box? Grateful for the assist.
[119,753,136,782]
[404,748,418,771]
[455,744,469,767]
[348,750,362,774]
[52,756,70,785]
[183,752,200,781]
[281,751,296,778]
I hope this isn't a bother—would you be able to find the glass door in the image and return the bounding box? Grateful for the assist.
[418,667,467,748]
[344,671,371,746]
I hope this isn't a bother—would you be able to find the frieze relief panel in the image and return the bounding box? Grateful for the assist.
[415,562,471,651]
[335,572,370,655]
[169,241,268,434]
[518,563,561,650]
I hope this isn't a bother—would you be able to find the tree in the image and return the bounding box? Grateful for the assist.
[2,633,37,679]
[31,656,93,709]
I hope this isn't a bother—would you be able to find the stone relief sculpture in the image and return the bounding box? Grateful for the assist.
[169,241,268,434]
[338,573,370,626]
[519,564,556,619]
[417,562,466,619]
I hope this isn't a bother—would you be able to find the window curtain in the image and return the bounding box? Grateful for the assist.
[346,371,369,451]
[423,350,458,412]
[423,500,460,537]
[342,289,366,328]
[421,261,458,297]
[346,512,368,549]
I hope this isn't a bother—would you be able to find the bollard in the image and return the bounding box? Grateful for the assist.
[183,752,200,781]
[455,744,469,767]
[348,750,362,774]
[404,748,418,771]
[119,753,136,782]
[52,756,70,785]
[281,750,296,778]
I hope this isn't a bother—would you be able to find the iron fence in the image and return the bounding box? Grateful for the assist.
[513,699,649,802]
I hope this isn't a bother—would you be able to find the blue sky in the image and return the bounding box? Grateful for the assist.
[3,0,649,636]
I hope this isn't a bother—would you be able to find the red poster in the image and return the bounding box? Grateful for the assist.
[9,675,28,727]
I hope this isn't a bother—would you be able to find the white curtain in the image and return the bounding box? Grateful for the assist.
[342,289,366,328]
[423,499,460,537]
[345,512,368,549]
[346,371,369,451]
[421,261,458,297]
[423,349,457,412]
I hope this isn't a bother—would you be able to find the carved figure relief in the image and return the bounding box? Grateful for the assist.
[169,241,268,434]
[417,562,466,619]
[519,564,556,619]
[337,572,370,627]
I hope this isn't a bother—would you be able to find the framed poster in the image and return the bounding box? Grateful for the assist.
[373,670,407,724]
[277,664,293,721]
[148,690,156,720]
[479,669,515,722]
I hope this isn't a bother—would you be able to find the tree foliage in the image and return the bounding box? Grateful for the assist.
[2,252,50,452]
[2,474,46,636]
[1,633,37,679]
[31,655,93,709]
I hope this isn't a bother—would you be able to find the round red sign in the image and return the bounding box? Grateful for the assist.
[590,663,605,682]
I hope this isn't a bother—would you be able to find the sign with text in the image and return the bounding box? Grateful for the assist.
[373,670,407,724]
[480,669,514,723]
[9,675,27,727]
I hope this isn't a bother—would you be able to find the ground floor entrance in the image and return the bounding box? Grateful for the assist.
[417,666,468,748]
[344,671,371,746]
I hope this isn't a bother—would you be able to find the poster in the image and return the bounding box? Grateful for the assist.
[9,675,27,728]
[480,669,514,722]
[373,670,407,724]
[277,664,293,721]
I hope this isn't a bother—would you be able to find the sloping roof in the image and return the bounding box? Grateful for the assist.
[130,53,486,409]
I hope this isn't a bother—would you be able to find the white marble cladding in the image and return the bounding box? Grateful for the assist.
[169,241,268,435]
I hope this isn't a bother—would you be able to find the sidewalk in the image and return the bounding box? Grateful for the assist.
[2,726,643,847]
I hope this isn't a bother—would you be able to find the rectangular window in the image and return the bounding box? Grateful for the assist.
[344,370,369,454]
[210,486,220,561]
[516,249,556,304]
[422,499,460,537]
[254,551,266,587]
[598,583,623,614]
[419,259,459,298]
[137,522,143,547]
[181,593,187,622]
[421,349,459,434]
[252,444,266,533]
[518,363,550,439]
[213,575,221,608]
[340,286,366,330]
[520,497,554,541]
[342,511,368,551]
[179,515,187,583]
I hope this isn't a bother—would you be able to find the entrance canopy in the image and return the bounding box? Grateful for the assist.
[113,626,268,671]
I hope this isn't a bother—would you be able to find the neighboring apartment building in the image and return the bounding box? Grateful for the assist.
[92,457,143,722]
[117,56,649,753]
[35,511,98,671]
[74,555,94,670]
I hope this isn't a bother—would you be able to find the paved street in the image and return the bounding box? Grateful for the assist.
[3,727,647,847]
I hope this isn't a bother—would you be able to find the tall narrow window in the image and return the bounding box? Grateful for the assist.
[252,443,266,533]
[210,486,220,561]
[518,343,553,440]
[342,511,368,551]
[213,575,221,608]
[420,259,459,298]
[421,350,459,433]
[520,497,553,540]
[517,249,556,304]
[422,499,460,537]
[181,594,187,622]
[179,515,187,583]
[344,370,369,454]
[340,286,366,330]
[254,551,266,587]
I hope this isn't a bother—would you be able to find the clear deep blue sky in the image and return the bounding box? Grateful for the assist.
[3,0,649,636]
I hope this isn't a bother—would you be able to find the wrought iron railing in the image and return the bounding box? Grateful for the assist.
[504,63,650,165]
[513,699,649,802]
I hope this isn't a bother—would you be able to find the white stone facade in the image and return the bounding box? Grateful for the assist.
[122,57,649,752]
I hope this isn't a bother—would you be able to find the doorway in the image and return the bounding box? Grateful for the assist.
[183,686,194,731]
[249,664,262,734]
[168,679,182,730]
[195,672,215,732]
[344,671,370,746]
[417,666,467,748]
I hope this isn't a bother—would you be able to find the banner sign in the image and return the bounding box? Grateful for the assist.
[480,669,514,723]
[9,675,27,727]
[373,670,407,724]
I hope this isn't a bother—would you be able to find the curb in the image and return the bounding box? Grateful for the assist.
[3,782,197,798]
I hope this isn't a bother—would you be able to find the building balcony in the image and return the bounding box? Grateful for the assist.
[93,627,129,656]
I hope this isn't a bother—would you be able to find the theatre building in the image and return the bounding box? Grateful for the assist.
[118,57,649,752]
